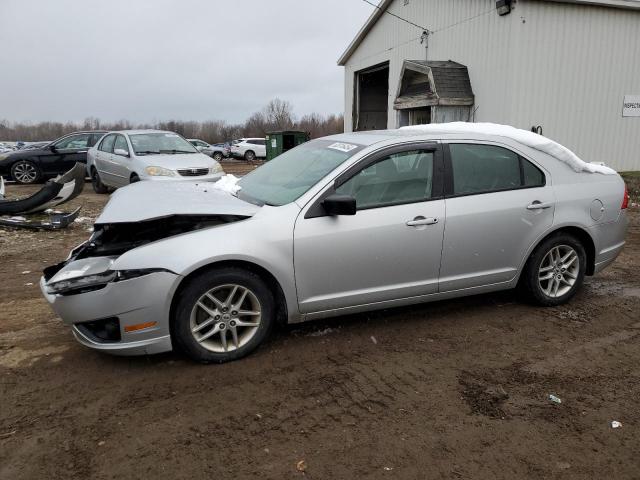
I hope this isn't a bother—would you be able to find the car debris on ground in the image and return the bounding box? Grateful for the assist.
[0,163,85,229]
[548,394,562,404]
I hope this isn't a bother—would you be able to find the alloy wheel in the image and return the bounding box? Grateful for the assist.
[13,162,38,183]
[538,245,579,298]
[189,284,262,353]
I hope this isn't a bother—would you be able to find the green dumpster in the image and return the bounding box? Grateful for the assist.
[265,130,310,161]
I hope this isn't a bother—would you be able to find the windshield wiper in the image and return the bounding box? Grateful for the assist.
[135,150,160,155]
[160,149,194,154]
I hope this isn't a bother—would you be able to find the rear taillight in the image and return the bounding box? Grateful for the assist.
[621,184,629,210]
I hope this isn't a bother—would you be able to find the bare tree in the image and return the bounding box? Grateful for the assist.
[263,98,295,131]
[0,99,344,143]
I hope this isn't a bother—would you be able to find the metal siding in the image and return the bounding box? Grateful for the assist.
[344,0,640,171]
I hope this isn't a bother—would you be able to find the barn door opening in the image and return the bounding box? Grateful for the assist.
[354,62,389,131]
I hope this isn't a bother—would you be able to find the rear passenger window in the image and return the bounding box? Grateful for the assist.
[336,150,434,209]
[449,144,545,195]
[522,158,545,187]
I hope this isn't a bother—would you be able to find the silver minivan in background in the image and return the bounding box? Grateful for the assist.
[42,124,628,363]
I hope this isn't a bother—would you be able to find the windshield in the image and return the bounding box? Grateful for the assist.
[129,133,199,155]
[237,139,365,206]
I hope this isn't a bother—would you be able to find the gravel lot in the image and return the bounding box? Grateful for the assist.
[1,169,639,479]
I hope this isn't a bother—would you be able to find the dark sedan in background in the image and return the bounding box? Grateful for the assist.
[0,131,107,183]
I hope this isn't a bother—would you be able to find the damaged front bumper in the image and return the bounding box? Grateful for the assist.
[40,258,181,356]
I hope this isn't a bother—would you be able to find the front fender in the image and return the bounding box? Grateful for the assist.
[111,203,301,321]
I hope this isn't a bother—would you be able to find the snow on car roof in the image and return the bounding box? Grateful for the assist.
[400,122,616,175]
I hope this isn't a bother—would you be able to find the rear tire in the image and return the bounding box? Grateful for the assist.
[130,173,140,184]
[520,233,586,306]
[172,268,275,363]
[91,167,109,194]
[213,152,223,161]
[11,160,41,184]
[244,150,256,161]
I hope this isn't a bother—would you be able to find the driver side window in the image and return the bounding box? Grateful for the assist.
[98,134,116,153]
[336,149,434,210]
[114,135,129,154]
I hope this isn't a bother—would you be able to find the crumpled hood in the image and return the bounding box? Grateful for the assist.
[139,152,214,169]
[96,180,260,224]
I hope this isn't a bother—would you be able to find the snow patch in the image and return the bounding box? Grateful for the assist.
[213,174,241,194]
[400,122,617,175]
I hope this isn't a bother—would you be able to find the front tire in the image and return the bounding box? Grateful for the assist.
[11,160,41,184]
[520,233,586,306]
[244,150,256,161]
[172,268,275,363]
[91,167,109,194]
[213,152,223,161]
[130,173,140,184]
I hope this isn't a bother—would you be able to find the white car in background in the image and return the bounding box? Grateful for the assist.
[230,138,266,161]
[87,130,224,193]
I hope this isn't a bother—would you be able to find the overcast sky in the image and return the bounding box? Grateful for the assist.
[0,0,372,124]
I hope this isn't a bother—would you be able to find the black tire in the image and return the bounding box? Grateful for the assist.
[171,267,275,363]
[11,160,42,184]
[130,173,140,183]
[244,150,256,161]
[520,232,586,306]
[213,152,223,161]
[91,167,109,194]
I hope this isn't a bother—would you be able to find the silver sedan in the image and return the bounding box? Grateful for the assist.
[86,130,224,193]
[41,124,628,363]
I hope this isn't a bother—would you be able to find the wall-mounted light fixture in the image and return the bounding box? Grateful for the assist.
[496,0,512,15]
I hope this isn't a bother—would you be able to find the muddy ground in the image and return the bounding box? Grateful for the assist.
[1,169,639,479]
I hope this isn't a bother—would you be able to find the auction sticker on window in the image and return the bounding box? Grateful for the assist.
[327,142,358,153]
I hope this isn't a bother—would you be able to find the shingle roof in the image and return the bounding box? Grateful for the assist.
[406,60,473,99]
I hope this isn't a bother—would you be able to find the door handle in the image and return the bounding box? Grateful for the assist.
[527,201,553,210]
[406,216,438,227]
[77,150,88,154]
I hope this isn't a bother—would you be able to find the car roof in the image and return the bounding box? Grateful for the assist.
[108,129,179,135]
[321,127,531,147]
[60,130,108,135]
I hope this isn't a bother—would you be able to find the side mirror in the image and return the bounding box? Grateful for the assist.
[322,194,356,216]
[114,148,129,157]
[48,144,57,152]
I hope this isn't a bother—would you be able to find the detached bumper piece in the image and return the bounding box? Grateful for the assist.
[0,163,85,229]
[0,206,81,230]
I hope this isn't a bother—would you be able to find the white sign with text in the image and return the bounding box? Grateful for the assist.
[623,95,640,117]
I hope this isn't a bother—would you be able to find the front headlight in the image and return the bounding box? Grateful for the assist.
[210,163,223,174]
[145,166,176,177]
[46,268,170,295]
[46,270,117,295]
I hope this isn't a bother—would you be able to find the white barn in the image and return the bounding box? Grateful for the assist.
[338,0,640,171]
